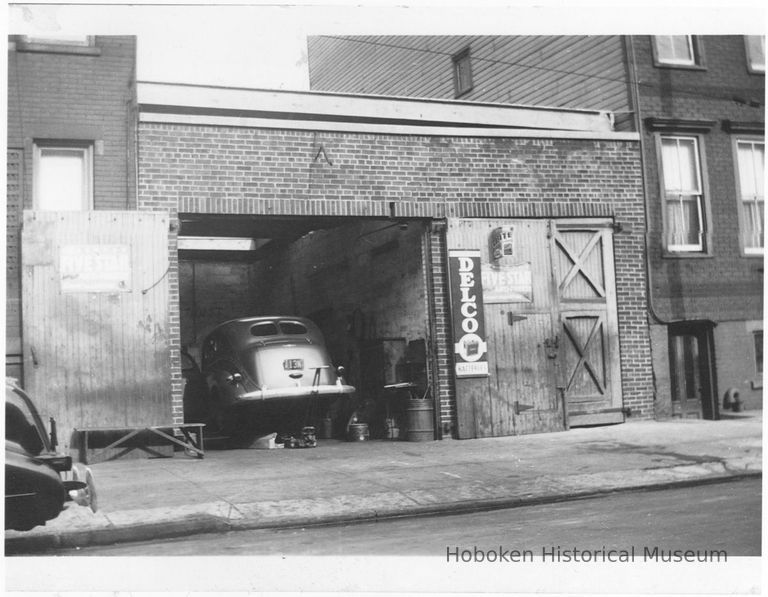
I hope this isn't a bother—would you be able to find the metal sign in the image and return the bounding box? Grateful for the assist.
[481,262,533,303]
[59,244,132,293]
[448,249,489,378]
[490,226,515,262]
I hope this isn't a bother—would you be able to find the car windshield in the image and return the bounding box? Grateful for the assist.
[6,387,48,455]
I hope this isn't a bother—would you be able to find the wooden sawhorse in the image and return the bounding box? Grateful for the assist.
[75,423,205,464]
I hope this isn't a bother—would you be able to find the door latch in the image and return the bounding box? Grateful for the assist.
[514,401,535,415]
[507,313,528,326]
[544,335,559,359]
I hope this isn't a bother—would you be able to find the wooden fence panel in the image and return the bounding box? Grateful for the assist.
[21,211,171,450]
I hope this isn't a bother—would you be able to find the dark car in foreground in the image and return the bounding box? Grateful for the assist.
[5,379,97,531]
[199,316,355,435]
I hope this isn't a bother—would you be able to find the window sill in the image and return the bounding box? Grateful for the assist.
[661,250,713,259]
[653,62,707,71]
[751,379,763,390]
[15,41,101,56]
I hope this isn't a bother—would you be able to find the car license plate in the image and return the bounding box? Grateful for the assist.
[283,359,304,371]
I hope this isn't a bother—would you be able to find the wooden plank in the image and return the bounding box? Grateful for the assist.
[567,411,624,426]
[138,82,614,133]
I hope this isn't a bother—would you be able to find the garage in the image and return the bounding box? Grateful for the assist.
[136,81,654,443]
[177,213,436,442]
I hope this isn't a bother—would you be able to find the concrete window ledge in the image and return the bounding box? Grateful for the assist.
[15,41,101,56]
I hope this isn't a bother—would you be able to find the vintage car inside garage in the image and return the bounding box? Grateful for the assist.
[177,214,434,442]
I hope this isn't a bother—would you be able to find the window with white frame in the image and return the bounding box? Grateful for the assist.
[745,36,765,73]
[654,35,697,66]
[660,136,706,252]
[33,143,93,211]
[735,139,765,254]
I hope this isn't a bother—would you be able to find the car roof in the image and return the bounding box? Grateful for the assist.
[207,316,326,348]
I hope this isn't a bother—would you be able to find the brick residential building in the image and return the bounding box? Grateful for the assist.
[7,35,138,381]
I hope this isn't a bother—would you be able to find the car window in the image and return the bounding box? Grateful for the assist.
[6,388,46,455]
[251,322,279,337]
[279,321,308,335]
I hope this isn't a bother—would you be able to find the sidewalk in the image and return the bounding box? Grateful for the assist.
[6,412,762,553]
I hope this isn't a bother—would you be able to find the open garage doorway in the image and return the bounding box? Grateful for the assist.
[177,214,435,444]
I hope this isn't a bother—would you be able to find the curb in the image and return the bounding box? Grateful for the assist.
[6,463,761,554]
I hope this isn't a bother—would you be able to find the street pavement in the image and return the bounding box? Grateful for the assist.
[5,411,762,553]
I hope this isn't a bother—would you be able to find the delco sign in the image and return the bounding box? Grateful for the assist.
[448,250,489,378]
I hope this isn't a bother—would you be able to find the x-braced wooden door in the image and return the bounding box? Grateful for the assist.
[552,222,623,426]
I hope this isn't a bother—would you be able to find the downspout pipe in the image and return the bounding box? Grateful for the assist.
[625,35,672,326]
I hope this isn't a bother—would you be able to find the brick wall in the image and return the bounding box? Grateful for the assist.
[7,36,137,210]
[178,261,256,347]
[714,321,763,411]
[634,35,764,323]
[138,123,655,423]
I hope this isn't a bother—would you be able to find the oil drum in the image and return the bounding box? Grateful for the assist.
[406,399,434,442]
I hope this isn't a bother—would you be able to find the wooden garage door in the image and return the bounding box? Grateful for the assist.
[447,218,623,438]
[21,210,172,450]
[553,223,623,425]
[447,219,564,437]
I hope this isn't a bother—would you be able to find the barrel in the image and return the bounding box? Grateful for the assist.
[406,399,434,442]
[347,423,370,441]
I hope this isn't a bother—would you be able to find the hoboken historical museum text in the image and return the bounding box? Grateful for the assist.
[446,545,728,563]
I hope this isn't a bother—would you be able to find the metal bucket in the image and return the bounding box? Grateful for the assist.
[347,423,369,442]
[384,417,400,440]
[406,399,434,442]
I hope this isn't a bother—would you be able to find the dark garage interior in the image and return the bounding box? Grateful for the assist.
[177,214,434,442]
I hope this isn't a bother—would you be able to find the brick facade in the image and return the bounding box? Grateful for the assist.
[631,35,764,413]
[633,36,764,323]
[138,122,655,426]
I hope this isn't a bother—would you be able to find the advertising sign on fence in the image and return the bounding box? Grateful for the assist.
[448,249,489,378]
[60,244,132,293]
